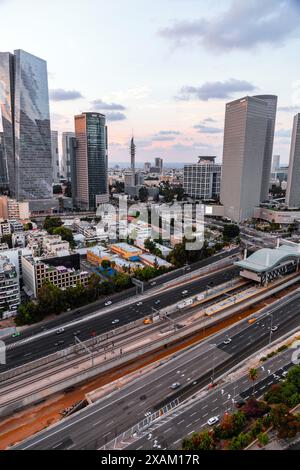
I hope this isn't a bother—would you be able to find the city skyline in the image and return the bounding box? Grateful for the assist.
[1,0,300,163]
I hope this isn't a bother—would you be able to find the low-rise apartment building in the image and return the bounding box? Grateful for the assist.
[0,255,20,319]
[22,255,90,297]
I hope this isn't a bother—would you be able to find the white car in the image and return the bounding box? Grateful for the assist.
[150,282,156,286]
[56,328,65,335]
[223,338,232,345]
[105,301,112,307]
[112,319,120,325]
[182,290,189,297]
[207,416,219,426]
[137,302,143,306]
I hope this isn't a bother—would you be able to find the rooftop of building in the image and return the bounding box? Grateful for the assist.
[235,243,300,273]
[110,242,142,253]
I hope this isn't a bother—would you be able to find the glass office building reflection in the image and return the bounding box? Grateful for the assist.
[74,112,108,211]
[0,50,52,201]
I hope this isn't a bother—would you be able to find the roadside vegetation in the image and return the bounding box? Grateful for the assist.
[182,365,300,451]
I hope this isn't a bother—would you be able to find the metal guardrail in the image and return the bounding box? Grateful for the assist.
[101,398,180,450]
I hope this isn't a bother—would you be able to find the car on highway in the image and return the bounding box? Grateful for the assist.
[112,319,120,325]
[223,337,232,345]
[105,301,112,307]
[56,328,65,335]
[136,302,143,306]
[54,340,65,347]
[150,281,156,286]
[170,382,181,390]
[11,331,21,338]
[268,325,278,332]
[73,330,81,336]
[154,300,161,305]
[181,290,189,297]
[207,416,219,426]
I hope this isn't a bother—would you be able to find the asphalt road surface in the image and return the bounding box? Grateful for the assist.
[13,291,300,450]
[1,265,239,371]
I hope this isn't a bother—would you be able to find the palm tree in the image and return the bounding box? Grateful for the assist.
[248,368,259,396]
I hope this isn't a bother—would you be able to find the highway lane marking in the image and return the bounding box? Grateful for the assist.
[18,297,299,448]
[164,428,172,434]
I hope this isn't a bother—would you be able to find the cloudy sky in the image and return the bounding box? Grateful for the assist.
[1,0,300,164]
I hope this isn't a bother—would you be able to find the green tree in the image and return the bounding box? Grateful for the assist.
[257,432,269,446]
[53,184,63,194]
[101,260,111,270]
[223,224,240,241]
[52,226,75,248]
[139,187,149,202]
[38,281,66,315]
[23,222,33,231]
[43,216,63,234]
[64,182,72,198]
[182,430,214,451]
[1,233,12,248]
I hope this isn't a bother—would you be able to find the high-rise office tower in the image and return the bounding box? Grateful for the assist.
[74,112,108,210]
[144,162,151,172]
[51,131,60,184]
[286,114,300,209]
[0,50,53,202]
[61,132,75,181]
[0,132,8,187]
[253,95,277,202]
[155,157,163,173]
[130,136,136,186]
[272,155,281,173]
[220,96,269,222]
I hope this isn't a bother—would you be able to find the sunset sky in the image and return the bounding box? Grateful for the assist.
[1,0,300,164]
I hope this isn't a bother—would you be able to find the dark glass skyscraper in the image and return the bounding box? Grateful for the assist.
[0,49,53,201]
[74,112,108,210]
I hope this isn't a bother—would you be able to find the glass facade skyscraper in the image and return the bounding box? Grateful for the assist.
[74,112,108,210]
[0,49,53,201]
[220,96,269,222]
[286,114,300,209]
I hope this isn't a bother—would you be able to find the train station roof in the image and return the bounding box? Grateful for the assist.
[235,244,300,273]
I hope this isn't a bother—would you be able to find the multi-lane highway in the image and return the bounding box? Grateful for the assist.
[7,248,239,343]
[1,265,239,371]
[126,352,294,450]
[13,290,300,450]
